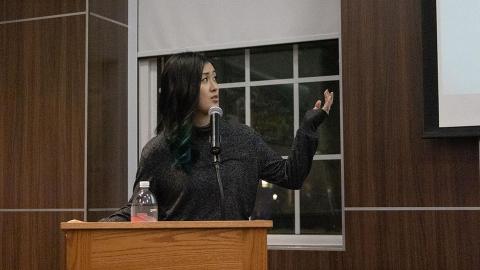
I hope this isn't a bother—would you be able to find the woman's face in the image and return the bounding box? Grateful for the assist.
[197,62,219,115]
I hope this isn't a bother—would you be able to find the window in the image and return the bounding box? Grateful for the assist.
[155,40,343,249]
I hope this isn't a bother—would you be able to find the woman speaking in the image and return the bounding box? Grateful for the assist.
[102,52,334,221]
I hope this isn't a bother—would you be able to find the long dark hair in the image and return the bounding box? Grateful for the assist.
[156,52,211,172]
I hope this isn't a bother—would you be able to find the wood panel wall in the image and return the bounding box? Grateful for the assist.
[268,0,480,269]
[0,0,128,269]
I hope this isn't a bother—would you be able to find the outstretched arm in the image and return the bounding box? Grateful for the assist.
[258,89,334,189]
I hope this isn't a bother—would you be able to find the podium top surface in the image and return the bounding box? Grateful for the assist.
[61,220,273,230]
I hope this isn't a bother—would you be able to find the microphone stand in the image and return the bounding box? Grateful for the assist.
[213,153,225,220]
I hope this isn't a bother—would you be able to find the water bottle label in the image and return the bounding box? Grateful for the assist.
[131,213,157,222]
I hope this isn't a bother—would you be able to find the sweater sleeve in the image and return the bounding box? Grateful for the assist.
[256,110,327,189]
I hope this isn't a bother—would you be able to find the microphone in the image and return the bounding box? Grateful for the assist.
[209,106,225,219]
[208,106,223,156]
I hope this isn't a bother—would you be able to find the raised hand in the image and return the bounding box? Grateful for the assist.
[313,89,334,114]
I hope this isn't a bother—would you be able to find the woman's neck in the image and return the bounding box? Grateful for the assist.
[193,112,210,127]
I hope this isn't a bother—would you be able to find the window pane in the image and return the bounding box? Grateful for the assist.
[252,183,295,234]
[300,160,341,234]
[299,81,340,154]
[298,39,339,77]
[205,49,245,83]
[250,44,293,81]
[251,84,293,156]
[220,87,245,125]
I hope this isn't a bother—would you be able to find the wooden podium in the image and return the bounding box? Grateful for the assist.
[61,220,272,270]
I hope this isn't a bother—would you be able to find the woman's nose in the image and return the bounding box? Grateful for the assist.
[210,80,219,92]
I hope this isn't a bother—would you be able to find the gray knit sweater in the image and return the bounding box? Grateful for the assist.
[102,110,327,221]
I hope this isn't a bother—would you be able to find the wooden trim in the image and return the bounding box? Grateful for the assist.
[61,220,273,230]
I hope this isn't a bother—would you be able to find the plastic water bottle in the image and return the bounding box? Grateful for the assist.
[131,181,158,222]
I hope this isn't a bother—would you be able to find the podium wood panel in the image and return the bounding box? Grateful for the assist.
[62,221,271,270]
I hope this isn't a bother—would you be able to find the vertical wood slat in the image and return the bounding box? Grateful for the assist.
[341,0,479,207]
[87,15,128,209]
[0,16,85,209]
